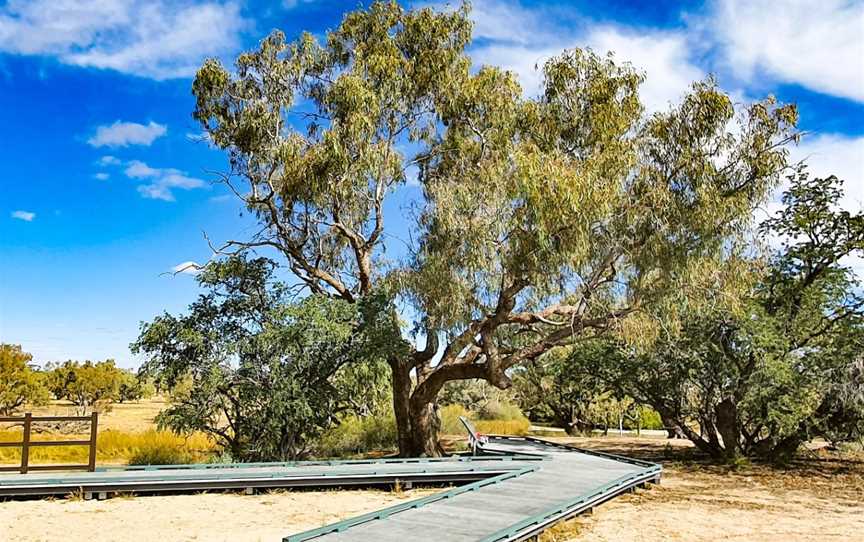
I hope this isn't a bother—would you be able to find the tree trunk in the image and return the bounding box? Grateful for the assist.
[660,412,684,439]
[715,398,741,462]
[409,399,444,456]
[388,357,446,457]
[653,404,726,460]
[389,358,415,457]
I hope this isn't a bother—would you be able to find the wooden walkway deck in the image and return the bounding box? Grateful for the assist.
[0,455,539,498]
[284,435,661,542]
[0,427,661,541]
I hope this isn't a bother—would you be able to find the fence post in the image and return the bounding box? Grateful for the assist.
[87,412,99,472]
[20,412,32,474]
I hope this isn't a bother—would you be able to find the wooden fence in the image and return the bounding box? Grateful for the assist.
[0,412,98,473]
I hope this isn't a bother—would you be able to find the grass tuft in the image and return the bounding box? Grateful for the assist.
[0,429,214,467]
[439,404,530,437]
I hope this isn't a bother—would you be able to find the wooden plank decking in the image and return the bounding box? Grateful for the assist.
[284,437,661,542]
[0,455,540,497]
[0,431,661,541]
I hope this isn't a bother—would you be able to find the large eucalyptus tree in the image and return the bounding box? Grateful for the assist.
[191,1,798,455]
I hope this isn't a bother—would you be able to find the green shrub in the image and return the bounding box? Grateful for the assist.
[638,408,664,430]
[316,414,397,457]
[125,430,203,465]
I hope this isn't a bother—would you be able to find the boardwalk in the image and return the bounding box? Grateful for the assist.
[0,455,540,498]
[285,434,661,542]
[0,426,660,541]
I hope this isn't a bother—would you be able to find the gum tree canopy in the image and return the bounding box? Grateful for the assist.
[191,1,797,456]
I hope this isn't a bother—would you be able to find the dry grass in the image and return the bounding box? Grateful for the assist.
[18,397,168,433]
[439,404,531,437]
[473,418,531,436]
[539,517,583,541]
[0,398,215,467]
[0,429,215,467]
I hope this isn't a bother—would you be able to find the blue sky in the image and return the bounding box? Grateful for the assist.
[1,0,862,367]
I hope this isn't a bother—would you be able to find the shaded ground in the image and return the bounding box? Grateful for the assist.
[539,435,864,541]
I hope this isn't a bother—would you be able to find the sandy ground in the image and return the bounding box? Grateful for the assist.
[540,436,864,542]
[0,488,438,542]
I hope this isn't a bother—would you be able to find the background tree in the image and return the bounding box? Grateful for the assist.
[133,257,398,461]
[608,172,864,462]
[47,360,125,414]
[512,343,661,436]
[118,371,156,403]
[191,0,797,455]
[0,344,49,416]
[512,343,619,435]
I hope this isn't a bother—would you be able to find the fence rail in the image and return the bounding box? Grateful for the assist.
[0,412,98,473]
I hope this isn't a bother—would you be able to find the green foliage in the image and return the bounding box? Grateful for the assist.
[189,0,799,455]
[632,408,663,431]
[513,343,629,435]
[315,414,398,457]
[608,171,864,462]
[0,344,49,415]
[439,378,517,415]
[476,400,524,421]
[118,371,156,403]
[132,256,395,461]
[46,359,125,413]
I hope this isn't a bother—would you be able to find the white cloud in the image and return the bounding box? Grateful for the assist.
[0,1,249,80]
[465,1,702,111]
[171,261,202,275]
[98,155,121,166]
[93,172,110,181]
[468,0,552,44]
[586,28,703,112]
[88,121,167,147]
[122,160,208,201]
[282,0,317,9]
[707,0,864,102]
[124,160,162,179]
[11,210,35,221]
